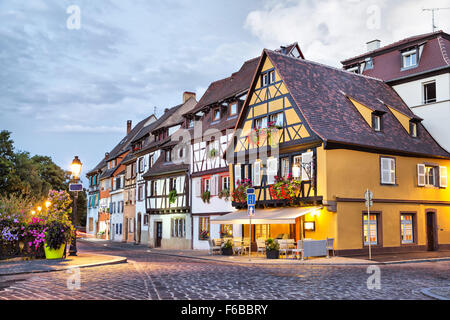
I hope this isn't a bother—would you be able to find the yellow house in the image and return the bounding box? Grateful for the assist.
[221,49,450,255]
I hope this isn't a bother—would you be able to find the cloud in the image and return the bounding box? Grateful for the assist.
[244,0,450,66]
[43,124,125,133]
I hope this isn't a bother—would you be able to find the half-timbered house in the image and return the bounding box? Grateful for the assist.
[143,93,197,249]
[216,48,450,255]
[86,159,105,236]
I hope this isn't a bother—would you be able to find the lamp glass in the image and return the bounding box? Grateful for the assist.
[71,156,82,178]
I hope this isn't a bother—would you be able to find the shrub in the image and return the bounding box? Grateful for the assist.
[265,238,280,251]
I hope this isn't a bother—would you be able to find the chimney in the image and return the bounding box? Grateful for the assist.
[183,91,196,103]
[280,45,287,54]
[105,152,109,160]
[127,120,132,134]
[164,108,170,113]
[366,39,381,52]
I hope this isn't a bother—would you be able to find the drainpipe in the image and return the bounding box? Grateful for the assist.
[189,170,193,250]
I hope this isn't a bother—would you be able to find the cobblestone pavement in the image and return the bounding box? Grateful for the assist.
[0,240,449,300]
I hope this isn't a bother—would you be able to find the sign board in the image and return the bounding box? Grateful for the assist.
[247,194,256,206]
[246,188,255,194]
[364,190,373,202]
[365,200,373,207]
[69,183,83,192]
[248,205,255,216]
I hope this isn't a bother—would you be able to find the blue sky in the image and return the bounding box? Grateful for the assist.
[1,0,449,185]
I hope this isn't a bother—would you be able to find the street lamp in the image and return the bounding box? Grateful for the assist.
[69,156,82,256]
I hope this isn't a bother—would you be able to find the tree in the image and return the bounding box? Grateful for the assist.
[0,131,15,192]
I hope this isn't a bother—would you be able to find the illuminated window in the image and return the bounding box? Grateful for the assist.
[220,224,233,237]
[199,217,210,240]
[401,214,414,244]
[363,213,378,245]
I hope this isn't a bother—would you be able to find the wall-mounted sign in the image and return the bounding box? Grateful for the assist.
[304,221,315,231]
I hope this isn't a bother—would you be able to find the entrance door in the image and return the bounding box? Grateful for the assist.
[155,222,162,248]
[426,211,438,251]
[137,213,142,244]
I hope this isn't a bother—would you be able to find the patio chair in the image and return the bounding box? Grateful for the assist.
[256,239,266,257]
[242,238,250,255]
[278,240,292,259]
[291,240,304,260]
[214,238,223,246]
[209,239,221,255]
[326,237,335,258]
[233,239,243,255]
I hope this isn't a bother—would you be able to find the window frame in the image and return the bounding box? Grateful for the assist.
[402,49,418,69]
[212,108,221,121]
[400,212,416,245]
[229,102,237,117]
[372,114,381,132]
[198,217,210,240]
[380,156,396,185]
[423,81,436,104]
[362,211,382,247]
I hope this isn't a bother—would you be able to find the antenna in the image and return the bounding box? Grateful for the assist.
[422,7,450,32]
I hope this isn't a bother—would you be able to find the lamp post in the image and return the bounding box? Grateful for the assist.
[69,156,82,256]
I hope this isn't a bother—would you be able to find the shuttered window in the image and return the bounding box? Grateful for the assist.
[439,166,447,188]
[417,164,426,186]
[253,161,261,186]
[380,157,396,185]
[266,158,278,185]
[194,179,202,197]
[210,175,218,196]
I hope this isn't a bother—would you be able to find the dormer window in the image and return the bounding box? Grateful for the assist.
[402,49,417,69]
[262,73,268,87]
[229,102,237,116]
[165,149,171,162]
[365,57,373,70]
[372,114,381,131]
[269,70,275,84]
[410,121,418,137]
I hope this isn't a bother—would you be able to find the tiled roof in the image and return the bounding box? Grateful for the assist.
[152,97,197,132]
[341,31,450,82]
[188,57,259,115]
[266,49,450,158]
[86,158,106,176]
[142,153,189,179]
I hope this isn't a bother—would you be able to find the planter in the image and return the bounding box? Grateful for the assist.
[221,247,233,256]
[44,243,66,260]
[266,249,280,259]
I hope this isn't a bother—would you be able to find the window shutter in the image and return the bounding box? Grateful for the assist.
[210,175,218,196]
[235,164,241,186]
[253,161,261,186]
[301,152,313,181]
[417,164,426,186]
[440,166,447,188]
[267,158,278,185]
[381,157,395,184]
[194,179,202,197]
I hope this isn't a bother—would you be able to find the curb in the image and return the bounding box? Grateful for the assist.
[145,251,450,266]
[421,287,450,300]
[0,254,127,276]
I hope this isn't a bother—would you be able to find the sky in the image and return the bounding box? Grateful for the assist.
[1,0,450,185]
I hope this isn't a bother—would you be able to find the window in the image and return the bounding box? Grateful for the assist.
[213,108,221,121]
[293,155,302,179]
[423,81,436,104]
[199,217,210,240]
[222,176,230,190]
[255,225,270,239]
[380,157,396,185]
[365,57,373,70]
[254,117,267,129]
[410,121,417,137]
[425,166,437,187]
[220,224,233,237]
[229,103,237,116]
[269,112,283,127]
[266,158,278,185]
[262,73,268,87]
[151,181,157,196]
[149,155,154,168]
[204,179,211,192]
[253,161,261,186]
[363,213,378,245]
[143,214,149,226]
[372,114,381,131]
[301,152,314,181]
[171,218,186,238]
[165,150,171,162]
[281,158,290,179]
[234,164,241,187]
[138,157,144,173]
[269,70,275,84]
[401,214,414,244]
[188,119,194,128]
[128,218,134,233]
[402,49,417,68]
[347,66,359,73]
[138,185,143,201]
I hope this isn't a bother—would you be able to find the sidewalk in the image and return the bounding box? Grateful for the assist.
[0,253,127,276]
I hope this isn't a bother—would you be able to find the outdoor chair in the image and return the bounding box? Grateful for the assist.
[209,239,221,255]
[214,238,223,246]
[233,240,243,255]
[291,240,304,260]
[278,239,292,259]
[241,238,250,255]
[256,239,266,256]
[326,237,335,258]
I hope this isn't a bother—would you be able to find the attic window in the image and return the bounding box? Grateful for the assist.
[410,121,418,137]
[372,114,381,131]
[165,149,171,162]
[347,66,359,74]
[269,71,275,84]
[365,58,373,70]
[402,49,417,69]
[213,108,221,121]
[188,119,194,128]
[262,73,269,87]
[229,102,237,116]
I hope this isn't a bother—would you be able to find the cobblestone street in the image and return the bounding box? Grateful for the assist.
[0,240,449,300]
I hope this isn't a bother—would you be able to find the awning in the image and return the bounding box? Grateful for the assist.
[210,206,321,225]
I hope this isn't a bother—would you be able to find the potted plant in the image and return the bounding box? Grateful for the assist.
[208,148,217,158]
[218,188,230,201]
[168,189,177,204]
[97,231,105,239]
[202,190,211,203]
[221,239,233,255]
[44,221,72,259]
[265,238,280,259]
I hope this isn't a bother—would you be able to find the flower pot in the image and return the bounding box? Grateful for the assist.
[266,250,279,259]
[221,247,233,256]
[44,243,66,260]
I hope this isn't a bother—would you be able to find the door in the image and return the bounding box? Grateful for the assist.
[137,213,142,244]
[155,222,162,248]
[426,211,438,251]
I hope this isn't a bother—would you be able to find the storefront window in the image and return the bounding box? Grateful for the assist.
[363,214,378,245]
[255,224,270,239]
[220,224,233,238]
[199,217,210,240]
